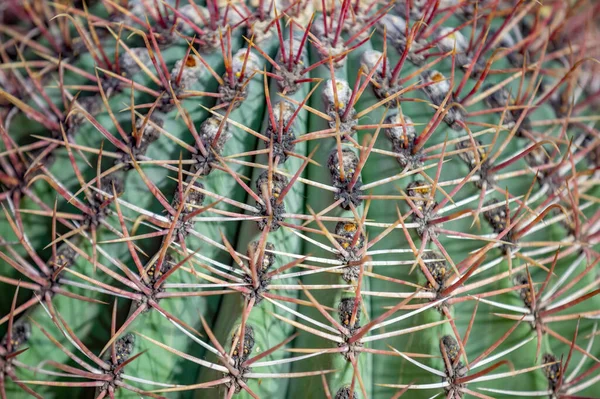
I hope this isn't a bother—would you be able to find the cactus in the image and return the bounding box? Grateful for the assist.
[1,0,600,398]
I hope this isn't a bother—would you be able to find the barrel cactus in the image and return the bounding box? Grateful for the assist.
[1,0,600,398]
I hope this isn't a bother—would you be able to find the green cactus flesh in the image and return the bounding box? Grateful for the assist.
[1,1,600,398]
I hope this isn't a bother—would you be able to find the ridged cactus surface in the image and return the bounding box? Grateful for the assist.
[1,0,600,398]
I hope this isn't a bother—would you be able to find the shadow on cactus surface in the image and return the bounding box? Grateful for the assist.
[1,0,600,398]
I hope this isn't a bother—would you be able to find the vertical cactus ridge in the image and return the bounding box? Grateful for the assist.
[1,1,600,398]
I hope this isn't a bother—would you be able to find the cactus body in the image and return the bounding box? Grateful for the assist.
[1,1,600,398]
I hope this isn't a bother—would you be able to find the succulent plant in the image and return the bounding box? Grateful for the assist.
[1,0,600,398]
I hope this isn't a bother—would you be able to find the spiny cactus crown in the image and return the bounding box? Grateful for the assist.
[1,0,600,398]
